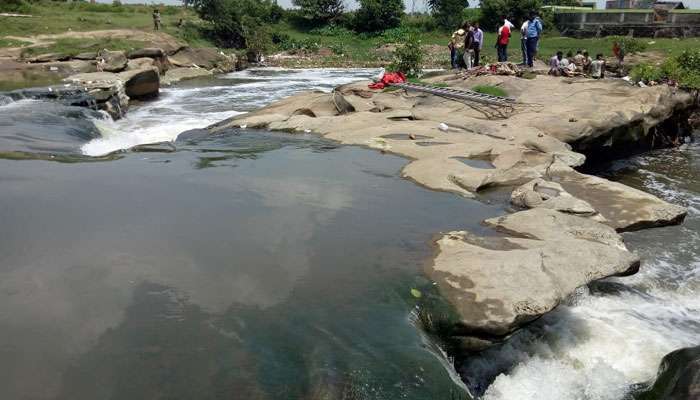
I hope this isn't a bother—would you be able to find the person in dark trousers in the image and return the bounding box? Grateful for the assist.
[152,9,161,31]
[520,19,529,65]
[496,17,511,62]
[525,11,543,68]
[471,22,483,67]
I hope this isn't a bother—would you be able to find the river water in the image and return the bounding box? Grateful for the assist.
[0,68,697,400]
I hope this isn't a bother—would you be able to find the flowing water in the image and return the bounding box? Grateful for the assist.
[0,68,497,400]
[462,140,700,400]
[1,67,698,400]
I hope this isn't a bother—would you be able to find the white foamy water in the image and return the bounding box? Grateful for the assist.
[82,68,379,156]
[470,142,700,400]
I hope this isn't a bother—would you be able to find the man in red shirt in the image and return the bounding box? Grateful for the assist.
[496,16,511,62]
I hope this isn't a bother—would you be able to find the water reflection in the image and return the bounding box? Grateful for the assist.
[0,129,497,399]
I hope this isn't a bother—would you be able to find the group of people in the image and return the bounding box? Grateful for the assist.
[448,21,484,70]
[448,12,544,70]
[548,50,606,78]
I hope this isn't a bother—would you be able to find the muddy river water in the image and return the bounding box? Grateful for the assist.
[0,68,697,400]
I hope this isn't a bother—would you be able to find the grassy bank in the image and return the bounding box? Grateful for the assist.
[0,1,213,47]
[1,1,699,69]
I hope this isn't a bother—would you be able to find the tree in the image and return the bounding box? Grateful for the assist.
[292,0,344,24]
[355,0,405,33]
[427,0,469,30]
[189,0,279,48]
[479,0,542,31]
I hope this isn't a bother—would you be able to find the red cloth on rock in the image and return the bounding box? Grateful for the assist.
[368,71,406,90]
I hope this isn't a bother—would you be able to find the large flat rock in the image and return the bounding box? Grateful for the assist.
[428,229,639,347]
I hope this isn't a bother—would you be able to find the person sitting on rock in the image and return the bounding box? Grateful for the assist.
[152,9,161,31]
[589,53,606,79]
[582,51,593,74]
[573,49,585,71]
[549,51,563,76]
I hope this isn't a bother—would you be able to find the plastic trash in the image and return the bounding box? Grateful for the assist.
[438,123,449,132]
[239,124,247,129]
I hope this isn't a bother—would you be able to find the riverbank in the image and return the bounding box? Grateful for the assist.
[209,71,694,358]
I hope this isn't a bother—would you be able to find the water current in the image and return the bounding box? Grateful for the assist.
[0,68,697,400]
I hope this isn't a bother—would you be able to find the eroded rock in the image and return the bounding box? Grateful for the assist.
[97,49,127,73]
[428,230,639,347]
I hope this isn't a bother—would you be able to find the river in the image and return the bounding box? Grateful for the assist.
[0,68,697,400]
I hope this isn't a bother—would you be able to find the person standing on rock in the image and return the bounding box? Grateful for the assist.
[520,19,529,65]
[153,9,161,31]
[448,22,469,69]
[525,11,543,68]
[472,22,484,67]
[496,17,511,62]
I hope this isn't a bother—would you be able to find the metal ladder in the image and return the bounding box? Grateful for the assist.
[390,82,516,107]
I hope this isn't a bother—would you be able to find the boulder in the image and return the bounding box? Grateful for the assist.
[126,57,155,71]
[511,178,599,217]
[547,164,687,231]
[117,68,159,99]
[632,346,700,400]
[127,47,165,59]
[73,52,97,61]
[25,53,70,63]
[161,67,213,86]
[168,47,236,72]
[484,208,626,250]
[97,50,127,73]
[63,72,130,119]
[428,230,639,349]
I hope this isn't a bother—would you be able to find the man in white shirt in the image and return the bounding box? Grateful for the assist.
[520,19,529,65]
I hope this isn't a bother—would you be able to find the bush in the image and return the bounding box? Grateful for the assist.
[630,63,662,83]
[428,0,469,30]
[355,0,405,33]
[401,13,439,32]
[190,0,280,48]
[380,26,420,42]
[0,0,32,13]
[389,34,423,77]
[292,0,344,25]
[608,36,647,55]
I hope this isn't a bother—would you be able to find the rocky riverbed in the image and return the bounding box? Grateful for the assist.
[211,72,695,353]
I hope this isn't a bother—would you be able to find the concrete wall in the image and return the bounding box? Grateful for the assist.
[555,11,700,37]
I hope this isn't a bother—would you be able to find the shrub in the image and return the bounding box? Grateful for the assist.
[608,36,647,55]
[355,0,405,33]
[189,0,280,48]
[292,0,345,25]
[0,0,32,13]
[381,26,420,43]
[401,13,439,32]
[428,0,470,30]
[389,34,423,77]
[630,63,662,83]
[308,25,354,37]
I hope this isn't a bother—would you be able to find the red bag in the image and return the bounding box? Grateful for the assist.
[368,71,407,90]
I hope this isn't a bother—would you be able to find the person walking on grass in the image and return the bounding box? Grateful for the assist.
[472,22,484,67]
[525,11,543,68]
[497,16,511,62]
[448,22,469,69]
[153,9,161,31]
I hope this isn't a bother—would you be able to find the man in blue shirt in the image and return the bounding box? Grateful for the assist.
[525,11,543,68]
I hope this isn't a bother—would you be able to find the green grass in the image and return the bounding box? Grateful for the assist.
[20,37,147,58]
[0,38,30,48]
[0,0,213,47]
[472,85,508,97]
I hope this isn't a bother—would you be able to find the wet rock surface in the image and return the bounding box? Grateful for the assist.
[632,346,700,400]
[210,73,691,349]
